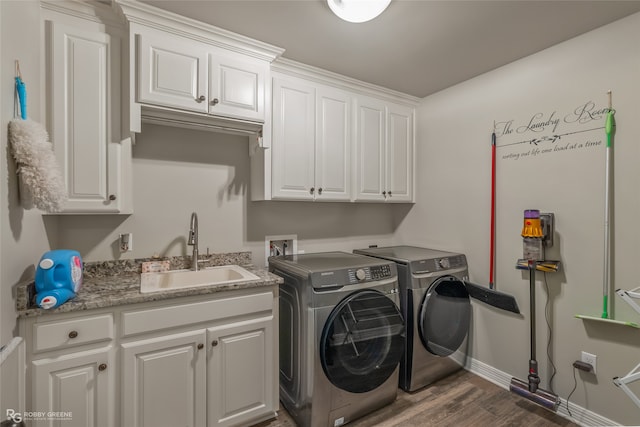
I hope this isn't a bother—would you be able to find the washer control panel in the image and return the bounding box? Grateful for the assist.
[308,262,397,288]
[437,258,450,269]
[347,264,393,283]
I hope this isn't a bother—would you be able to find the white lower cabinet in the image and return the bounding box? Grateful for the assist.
[121,330,207,427]
[207,317,275,427]
[32,346,115,427]
[20,287,278,427]
[120,290,278,427]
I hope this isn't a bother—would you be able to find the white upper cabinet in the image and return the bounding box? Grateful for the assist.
[252,59,415,203]
[136,27,267,122]
[209,50,267,122]
[354,96,414,203]
[315,86,352,201]
[271,75,351,201]
[354,96,386,202]
[271,77,316,200]
[117,0,283,137]
[386,103,414,202]
[44,2,132,214]
[137,28,209,113]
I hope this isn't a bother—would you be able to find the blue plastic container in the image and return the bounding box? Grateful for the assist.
[35,250,83,309]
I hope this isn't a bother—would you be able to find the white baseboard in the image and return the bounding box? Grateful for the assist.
[463,355,620,427]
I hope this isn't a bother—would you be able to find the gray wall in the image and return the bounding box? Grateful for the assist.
[56,124,399,265]
[395,12,640,425]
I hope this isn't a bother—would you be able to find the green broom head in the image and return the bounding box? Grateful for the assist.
[605,109,615,147]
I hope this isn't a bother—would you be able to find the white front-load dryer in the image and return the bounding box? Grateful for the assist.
[354,246,471,392]
[269,252,405,427]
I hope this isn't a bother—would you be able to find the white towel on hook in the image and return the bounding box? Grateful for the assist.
[8,118,67,213]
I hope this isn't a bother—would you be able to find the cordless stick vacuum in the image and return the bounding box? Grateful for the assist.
[510,210,560,411]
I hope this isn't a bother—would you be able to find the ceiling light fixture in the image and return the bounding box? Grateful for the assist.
[327,0,392,23]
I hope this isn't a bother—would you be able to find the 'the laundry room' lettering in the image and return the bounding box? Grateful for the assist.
[495,99,610,162]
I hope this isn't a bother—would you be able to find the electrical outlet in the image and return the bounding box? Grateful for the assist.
[119,233,133,253]
[540,212,554,247]
[581,351,597,374]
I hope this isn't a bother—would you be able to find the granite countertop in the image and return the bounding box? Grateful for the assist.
[16,252,283,318]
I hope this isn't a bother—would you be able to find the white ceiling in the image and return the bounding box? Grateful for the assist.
[141,0,640,98]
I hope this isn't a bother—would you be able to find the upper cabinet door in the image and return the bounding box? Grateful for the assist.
[315,87,351,201]
[354,95,386,202]
[208,50,267,122]
[271,77,315,200]
[137,28,208,113]
[386,103,414,202]
[47,19,130,213]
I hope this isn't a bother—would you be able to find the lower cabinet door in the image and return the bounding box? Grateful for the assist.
[32,346,114,427]
[121,330,207,427]
[207,316,276,427]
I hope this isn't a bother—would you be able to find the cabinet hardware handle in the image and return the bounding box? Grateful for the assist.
[318,188,323,195]
[382,191,387,196]
[108,194,116,201]
[210,98,219,106]
[196,95,206,103]
[197,343,204,350]
[388,191,392,196]
[211,340,218,347]
[310,187,315,195]
[68,331,78,339]
[98,363,107,371]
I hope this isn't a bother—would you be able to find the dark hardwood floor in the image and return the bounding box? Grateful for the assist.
[257,370,579,427]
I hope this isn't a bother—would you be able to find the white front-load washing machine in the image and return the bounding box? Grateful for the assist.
[269,252,405,427]
[354,246,471,392]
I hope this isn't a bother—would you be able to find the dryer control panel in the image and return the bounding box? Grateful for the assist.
[411,254,467,273]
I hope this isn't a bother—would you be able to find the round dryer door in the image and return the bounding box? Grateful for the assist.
[418,276,470,357]
[320,290,405,394]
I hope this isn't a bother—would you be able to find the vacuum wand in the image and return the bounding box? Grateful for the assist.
[510,210,560,411]
[528,260,540,393]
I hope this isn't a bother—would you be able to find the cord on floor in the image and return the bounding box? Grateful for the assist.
[566,366,578,417]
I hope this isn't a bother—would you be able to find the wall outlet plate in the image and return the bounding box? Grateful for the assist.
[540,212,554,247]
[581,351,597,374]
[119,233,133,253]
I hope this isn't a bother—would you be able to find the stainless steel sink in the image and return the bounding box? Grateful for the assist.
[140,265,260,293]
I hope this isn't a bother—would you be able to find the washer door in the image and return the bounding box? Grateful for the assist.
[320,289,405,393]
[418,276,470,357]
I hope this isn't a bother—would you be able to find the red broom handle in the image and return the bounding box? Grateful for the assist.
[489,132,496,289]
